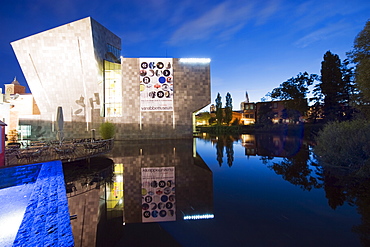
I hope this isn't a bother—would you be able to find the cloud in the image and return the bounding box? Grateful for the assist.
[254,0,282,25]
[167,1,256,44]
[294,21,352,48]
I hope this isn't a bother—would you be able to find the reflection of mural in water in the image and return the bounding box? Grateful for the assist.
[64,140,213,246]
[107,139,213,224]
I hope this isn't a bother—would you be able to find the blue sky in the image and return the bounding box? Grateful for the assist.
[1,0,369,110]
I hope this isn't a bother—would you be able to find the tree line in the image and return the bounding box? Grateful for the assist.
[267,19,370,123]
[204,19,370,126]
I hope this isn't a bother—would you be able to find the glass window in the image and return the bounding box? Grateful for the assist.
[104,60,122,117]
[107,44,121,61]
[18,125,31,139]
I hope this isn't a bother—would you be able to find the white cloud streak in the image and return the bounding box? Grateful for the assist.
[167,1,258,44]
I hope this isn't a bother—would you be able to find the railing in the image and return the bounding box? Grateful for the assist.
[5,139,114,166]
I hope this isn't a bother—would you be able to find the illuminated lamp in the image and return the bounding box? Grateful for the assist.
[179,58,211,64]
[183,214,215,220]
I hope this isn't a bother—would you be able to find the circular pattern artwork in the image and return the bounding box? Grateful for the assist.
[139,58,173,111]
[141,167,176,222]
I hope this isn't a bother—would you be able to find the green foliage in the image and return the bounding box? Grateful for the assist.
[257,102,274,124]
[208,116,216,125]
[314,119,370,168]
[196,112,211,124]
[225,92,233,125]
[315,51,356,121]
[215,93,223,125]
[268,72,318,115]
[347,19,370,101]
[99,122,115,139]
[231,118,240,126]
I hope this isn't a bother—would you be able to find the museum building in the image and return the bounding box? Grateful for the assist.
[10,17,211,140]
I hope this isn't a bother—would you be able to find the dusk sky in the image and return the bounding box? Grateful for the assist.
[1,0,370,110]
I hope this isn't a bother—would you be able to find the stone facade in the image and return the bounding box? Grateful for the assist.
[11,17,210,140]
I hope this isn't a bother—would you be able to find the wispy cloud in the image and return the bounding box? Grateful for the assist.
[167,1,257,44]
[294,21,352,48]
[167,0,286,45]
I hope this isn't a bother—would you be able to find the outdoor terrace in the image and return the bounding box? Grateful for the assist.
[5,138,114,166]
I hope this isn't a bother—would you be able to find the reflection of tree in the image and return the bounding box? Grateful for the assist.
[353,180,370,247]
[216,138,224,166]
[267,144,322,191]
[214,135,239,167]
[225,138,234,167]
[260,156,274,165]
[321,167,370,246]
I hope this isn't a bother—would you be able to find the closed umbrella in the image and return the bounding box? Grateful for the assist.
[56,106,64,143]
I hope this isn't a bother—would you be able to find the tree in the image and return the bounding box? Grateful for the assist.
[99,122,115,139]
[215,93,223,125]
[224,92,233,125]
[196,112,211,125]
[347,19,370,101]
[257,102,274,124]
[319,51,344,121]
[268,72,318,118]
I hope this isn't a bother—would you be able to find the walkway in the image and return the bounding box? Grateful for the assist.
[5,139,114,166]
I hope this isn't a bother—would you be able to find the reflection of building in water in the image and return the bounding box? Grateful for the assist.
[64,161,114,247]
[241,134,256,156]
[107,139,213,224]
[64,140,213,246]
[241,134,303,158]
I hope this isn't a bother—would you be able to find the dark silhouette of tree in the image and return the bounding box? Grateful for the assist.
[216,137,224,166]
[268,143,322,191]
[314,51,349,121]
[225,92,233,125]
[225,137,234,167]
[215,93,223,125]
[268,72,318,119]
[257,102,274,124]
[341,59,357,119]
[347,19,370,101]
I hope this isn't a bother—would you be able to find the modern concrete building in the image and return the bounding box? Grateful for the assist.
[11,17,210,140]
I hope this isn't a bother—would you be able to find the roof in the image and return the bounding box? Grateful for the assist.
[0,120,7,126]
[11,77,20,85]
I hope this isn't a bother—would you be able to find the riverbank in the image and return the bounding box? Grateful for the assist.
[196,123,325,137]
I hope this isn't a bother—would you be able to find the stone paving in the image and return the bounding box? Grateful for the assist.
[0,161,74,246]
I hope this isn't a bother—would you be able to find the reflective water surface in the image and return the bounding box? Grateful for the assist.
[63,134,370,247]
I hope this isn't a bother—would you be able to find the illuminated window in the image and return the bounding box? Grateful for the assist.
[104,60,122,117]
[18,125,31,139]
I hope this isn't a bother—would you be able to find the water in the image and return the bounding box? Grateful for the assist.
[64,134,369,247]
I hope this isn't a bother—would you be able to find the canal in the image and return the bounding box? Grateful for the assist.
[63,133,369,247]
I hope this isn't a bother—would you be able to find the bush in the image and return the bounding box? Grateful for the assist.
[314,120,370,168]
[99,122,115,139]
